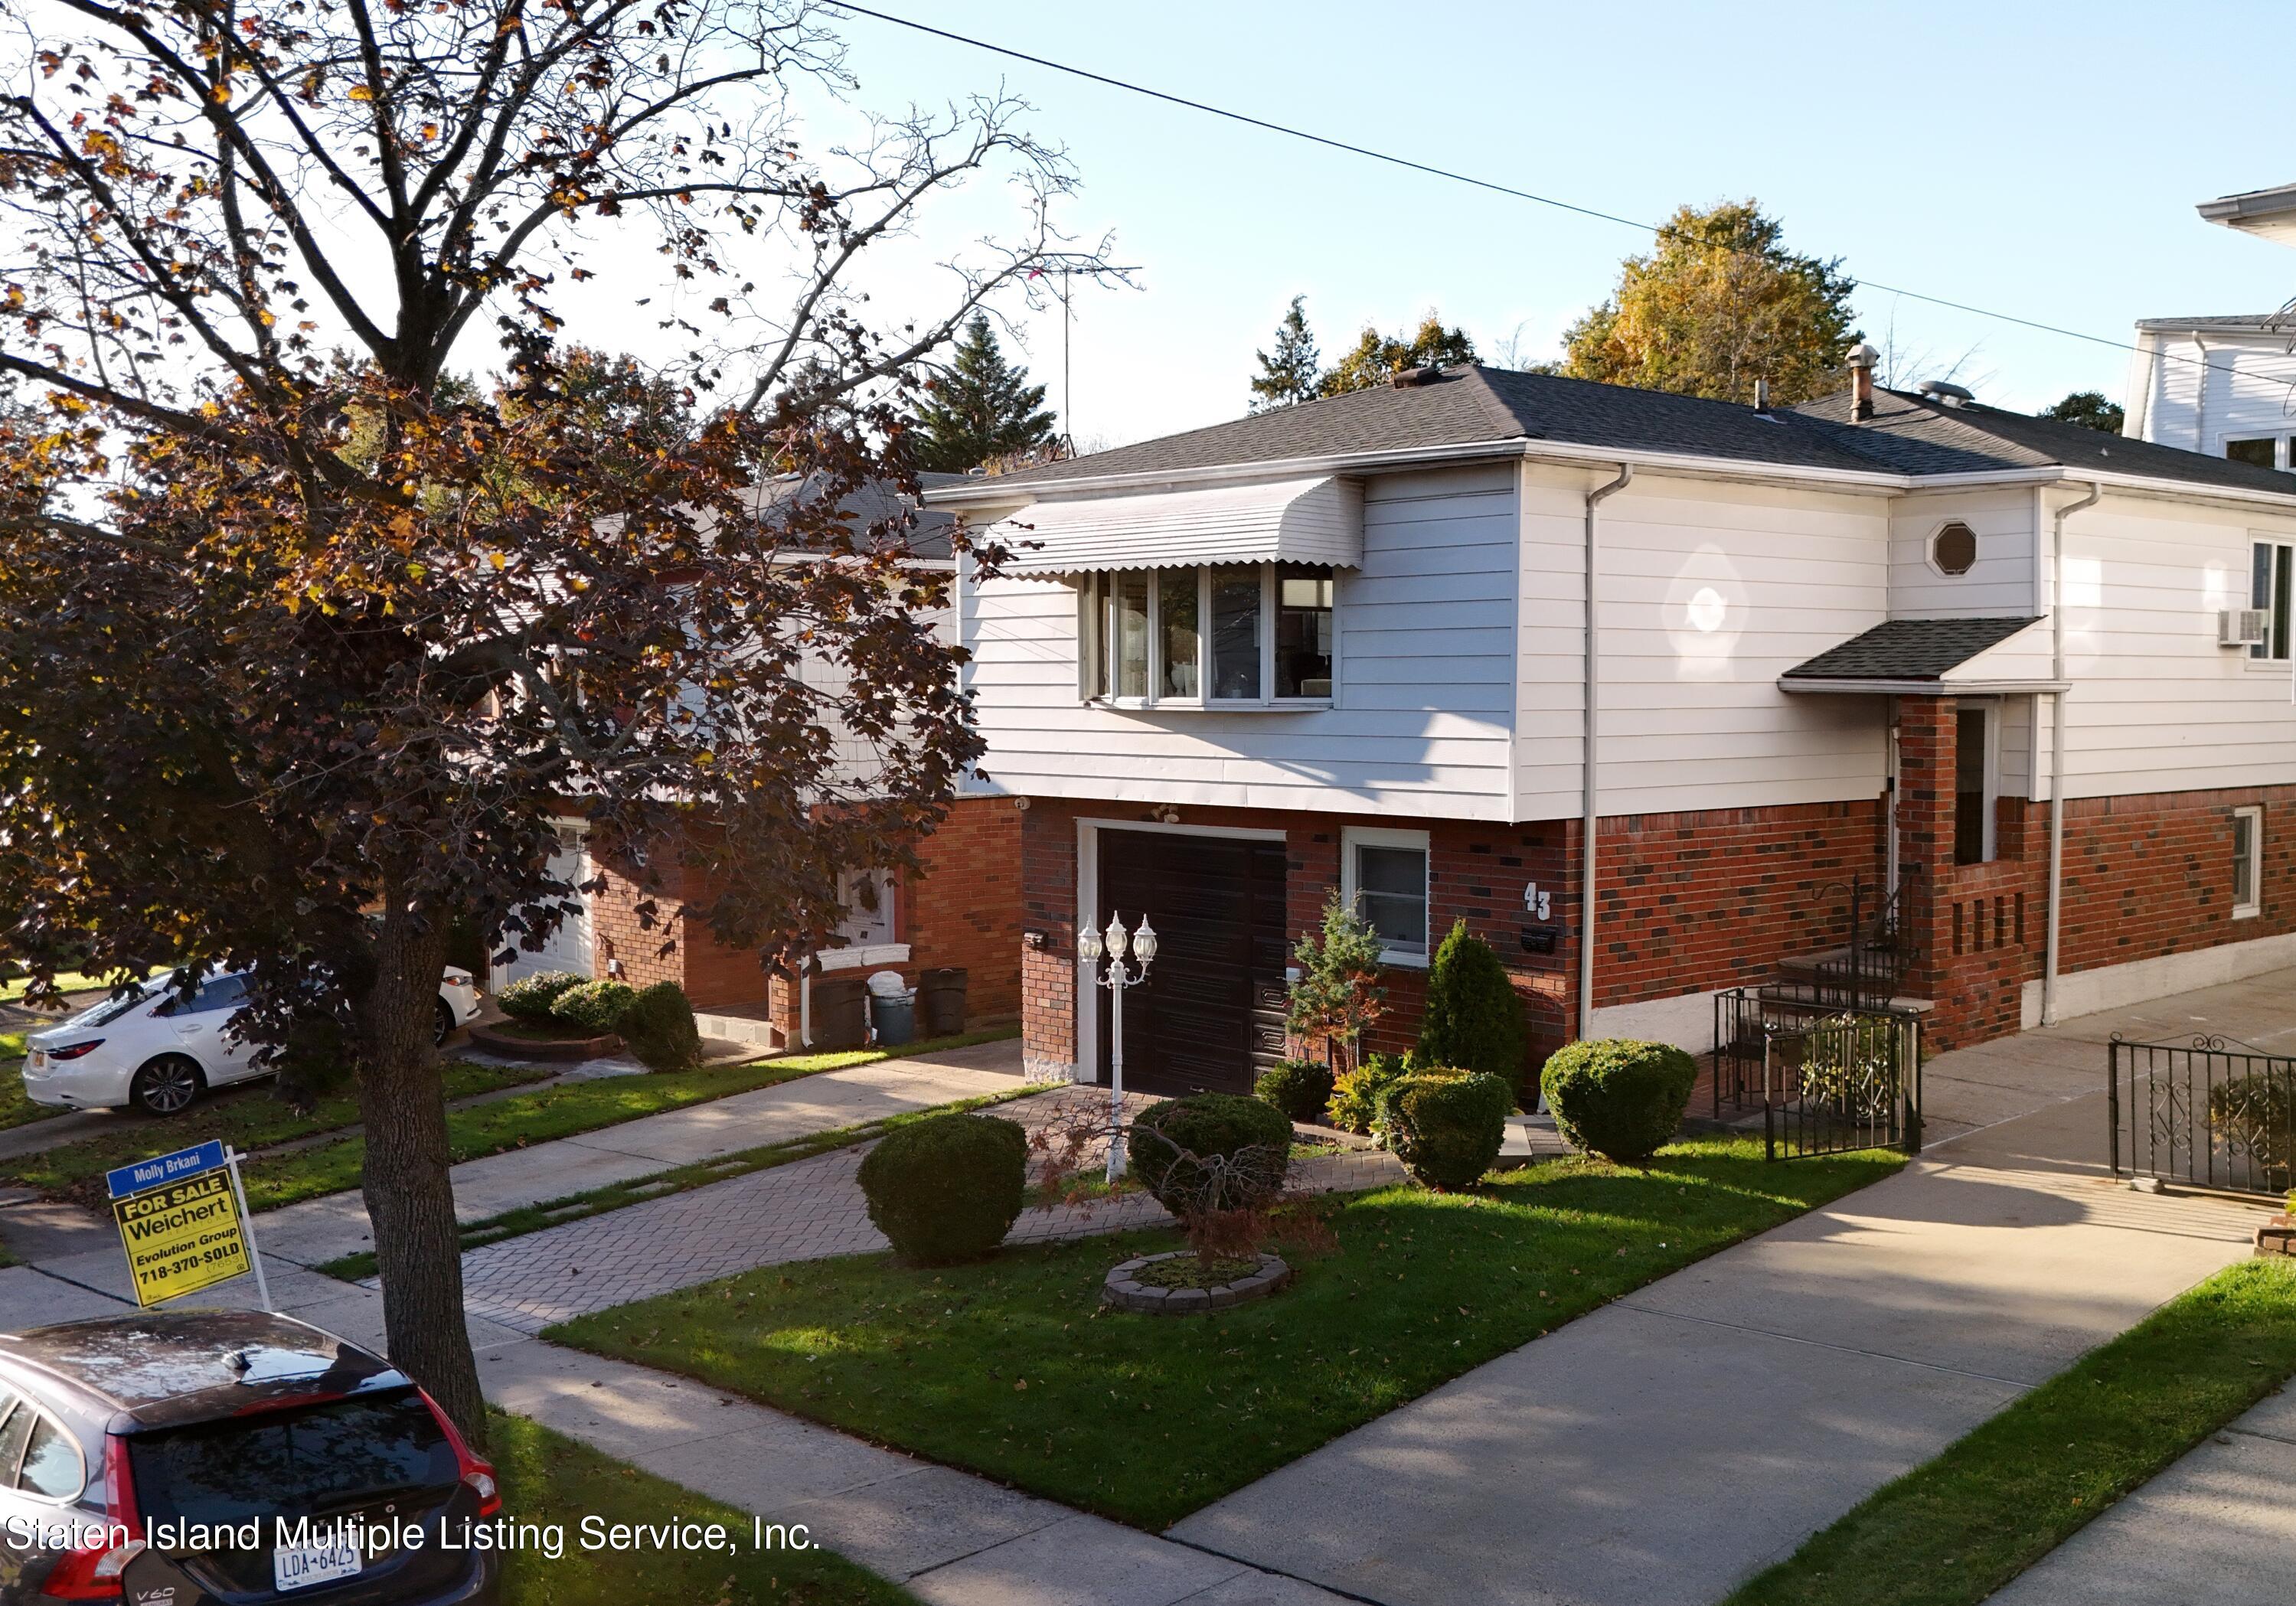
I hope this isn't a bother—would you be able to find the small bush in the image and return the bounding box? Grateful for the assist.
[550,978,637,1034]
[1130,1093,1293,1214]
[619,981,702,1071]
[1541,1038,1698,1164]
[1328,1051,1409,1135]
[1412,919,1527,1092]
[856,1111,1027,1265]
[498,970,586,1024]
[2207,1072,2296,1176]
[1255,1059,1336,1124]
[1380,1070,1511,1190]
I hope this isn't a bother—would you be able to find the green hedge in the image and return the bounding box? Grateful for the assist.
[1130,1093,1292,1213]
[1380,1070,1511,1190]
[550,978,637,1034]
[1412,920,1527,1090]
[618,981,701,1071]
[498,970,586,1024]
[1541,1038,1698,1164]
[1255,1059,1336,1124]
[856,1111,1028,1265]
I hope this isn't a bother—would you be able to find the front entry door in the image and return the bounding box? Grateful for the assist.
[1093,829,1288,1097]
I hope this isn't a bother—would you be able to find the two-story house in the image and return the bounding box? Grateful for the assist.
[932,351,2296,1092]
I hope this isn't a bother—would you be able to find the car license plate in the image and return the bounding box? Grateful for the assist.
[273,1539,362,1591]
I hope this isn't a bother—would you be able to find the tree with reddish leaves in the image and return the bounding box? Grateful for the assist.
[0,0,1112,1438]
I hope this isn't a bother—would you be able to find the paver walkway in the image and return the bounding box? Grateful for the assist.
[1164,971,2293,1606]
[250,1035,1029,1267]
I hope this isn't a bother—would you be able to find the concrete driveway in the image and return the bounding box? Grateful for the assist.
[1168,972,2289,1606]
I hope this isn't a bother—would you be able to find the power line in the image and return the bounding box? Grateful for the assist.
[834,2,2293,405]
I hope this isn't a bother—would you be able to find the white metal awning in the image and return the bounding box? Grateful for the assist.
[979,475,1362,576]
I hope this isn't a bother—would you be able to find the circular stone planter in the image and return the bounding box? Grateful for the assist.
[1101,1251,1290,1315]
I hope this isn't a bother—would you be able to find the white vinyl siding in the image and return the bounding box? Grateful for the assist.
[1516,466,1893,819]
[2129,326,2296,458]
[959,463,1518,818]
[1887,488,2038,619]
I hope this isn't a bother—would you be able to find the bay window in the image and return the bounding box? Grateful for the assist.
[1079,562,1336,707]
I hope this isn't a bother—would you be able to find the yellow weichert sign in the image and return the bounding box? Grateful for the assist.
[112,1169,252,1307]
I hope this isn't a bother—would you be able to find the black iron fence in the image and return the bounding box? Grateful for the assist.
[1713,987,1923,1160]
[2109,1034,2296,1200]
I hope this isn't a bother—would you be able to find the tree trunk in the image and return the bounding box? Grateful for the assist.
[355,904,488,1446]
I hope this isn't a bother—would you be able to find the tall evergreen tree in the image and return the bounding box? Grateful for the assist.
[915,314,1058,472]
[1250,295,1323,410]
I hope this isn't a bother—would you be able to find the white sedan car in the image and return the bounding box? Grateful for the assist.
[19,967,484,1116]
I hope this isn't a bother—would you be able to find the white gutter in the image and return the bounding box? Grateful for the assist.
[1777,676,2072,696]
[1579,464,1632,1040]
[2043,481,2104,1027]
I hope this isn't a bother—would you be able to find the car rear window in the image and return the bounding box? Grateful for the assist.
[129,1390,455,1526]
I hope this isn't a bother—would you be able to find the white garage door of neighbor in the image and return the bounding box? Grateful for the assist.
[492,832,595,991]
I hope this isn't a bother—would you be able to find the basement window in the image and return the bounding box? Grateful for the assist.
[1344,826,1431,968]
[1079,564,1335,709]
[2232,807,2264,919]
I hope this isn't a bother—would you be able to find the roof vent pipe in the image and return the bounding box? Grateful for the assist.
[1388,364,1443,389]
[1753,378,1771,414]
[1846,342,1880,421]
[1918,379,1976,407]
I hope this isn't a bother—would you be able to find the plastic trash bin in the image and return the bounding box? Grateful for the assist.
[866,969,916,1046]
[809,975,869,1049]
[919,966,968,1036]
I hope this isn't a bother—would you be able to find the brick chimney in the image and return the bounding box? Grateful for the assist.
[1847,342,1880,421]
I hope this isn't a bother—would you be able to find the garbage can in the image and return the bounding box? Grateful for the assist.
[866,968,916,1047]
[919,967,968,1036]
[809,975,869,1049]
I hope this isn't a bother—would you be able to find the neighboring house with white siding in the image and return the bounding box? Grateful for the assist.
[931,353,2296,1092]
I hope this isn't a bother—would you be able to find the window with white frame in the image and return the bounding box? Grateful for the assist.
[2232,806,2264,919]
[2252,540,2294,662]
[1342,826,1430,966]
[1079,563,1334,707]
[1952,703,1997,866]
[2227,437,2288,470]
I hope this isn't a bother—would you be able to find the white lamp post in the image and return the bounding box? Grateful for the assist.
[1079,910,1157,1181]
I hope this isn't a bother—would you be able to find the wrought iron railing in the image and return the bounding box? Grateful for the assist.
[1713,987,1922,1159]
[1802,879,1913,1010]
[2109,1033,2296,1200]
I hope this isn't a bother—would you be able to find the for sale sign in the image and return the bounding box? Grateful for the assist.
[112,1167,253,1307]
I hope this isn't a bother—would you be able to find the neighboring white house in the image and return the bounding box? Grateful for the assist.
[932,355,2296,1090]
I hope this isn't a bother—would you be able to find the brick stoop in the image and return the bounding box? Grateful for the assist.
[2257,1213,2295,1257]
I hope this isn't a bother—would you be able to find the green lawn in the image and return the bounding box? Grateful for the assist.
[489,1410,912,1605]
[245,1027,1017,1212]
[1725,1257,2296,1606]
[551,1137,1905,1529]
[316,1082,1040,1281]
[0,1031,64,1132]
[0,1060,550,1204]
[0,967,148,1005]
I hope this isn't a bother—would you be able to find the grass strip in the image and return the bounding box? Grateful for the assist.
[0,967,150,1005]
[316,1084,1040,1281]
[248,1027,1017,1212]
[1723,1256,2296,1606]
[0,1030,64,1132]
[0,1059,550,1203]
[488,1409,913,1605]
[551,1137,1903,1529]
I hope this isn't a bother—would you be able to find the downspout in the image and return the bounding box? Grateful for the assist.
[2192,335,2210,452]
[1579,463,1634,1040]
[2043,481,2102,1027]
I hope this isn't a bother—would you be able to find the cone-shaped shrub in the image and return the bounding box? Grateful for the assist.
[1411,919,1526,1094]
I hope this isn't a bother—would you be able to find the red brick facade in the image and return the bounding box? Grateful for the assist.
[583,795,1024,1040]
[1015,712,2295,1072]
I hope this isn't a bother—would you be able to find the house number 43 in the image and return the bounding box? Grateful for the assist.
[1524,883,1552,920]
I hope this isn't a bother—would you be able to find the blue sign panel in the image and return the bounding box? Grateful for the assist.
[106,1139,228,1201]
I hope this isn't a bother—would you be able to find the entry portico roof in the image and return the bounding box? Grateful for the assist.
[1779,616,2064,695]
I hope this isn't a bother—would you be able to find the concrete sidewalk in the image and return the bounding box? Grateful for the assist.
[1167,972,2291,1606]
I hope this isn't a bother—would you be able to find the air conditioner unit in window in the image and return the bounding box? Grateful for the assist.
[2220,607,2272,647]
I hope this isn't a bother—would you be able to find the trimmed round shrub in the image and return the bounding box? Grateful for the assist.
[1541,1038,1699,1164]
[856,1111,1027,1265]
[1379,1070,1511,1190]
[1328,1052,1409,1135]
[619,981,702,1071]
[498,969,586,1024]
[1130,1093,1293,1214]
[1255,1059,1337,1125]
[550,978,637,1034]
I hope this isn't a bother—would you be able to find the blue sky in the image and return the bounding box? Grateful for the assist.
[808,0,2296,451]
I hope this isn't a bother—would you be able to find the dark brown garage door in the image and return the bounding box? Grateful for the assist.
[1093,828,1289,1097]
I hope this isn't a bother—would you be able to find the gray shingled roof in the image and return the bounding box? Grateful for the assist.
[2134,312,2294,331]
[1782,617,2043,682]
[966,365,2296,500]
